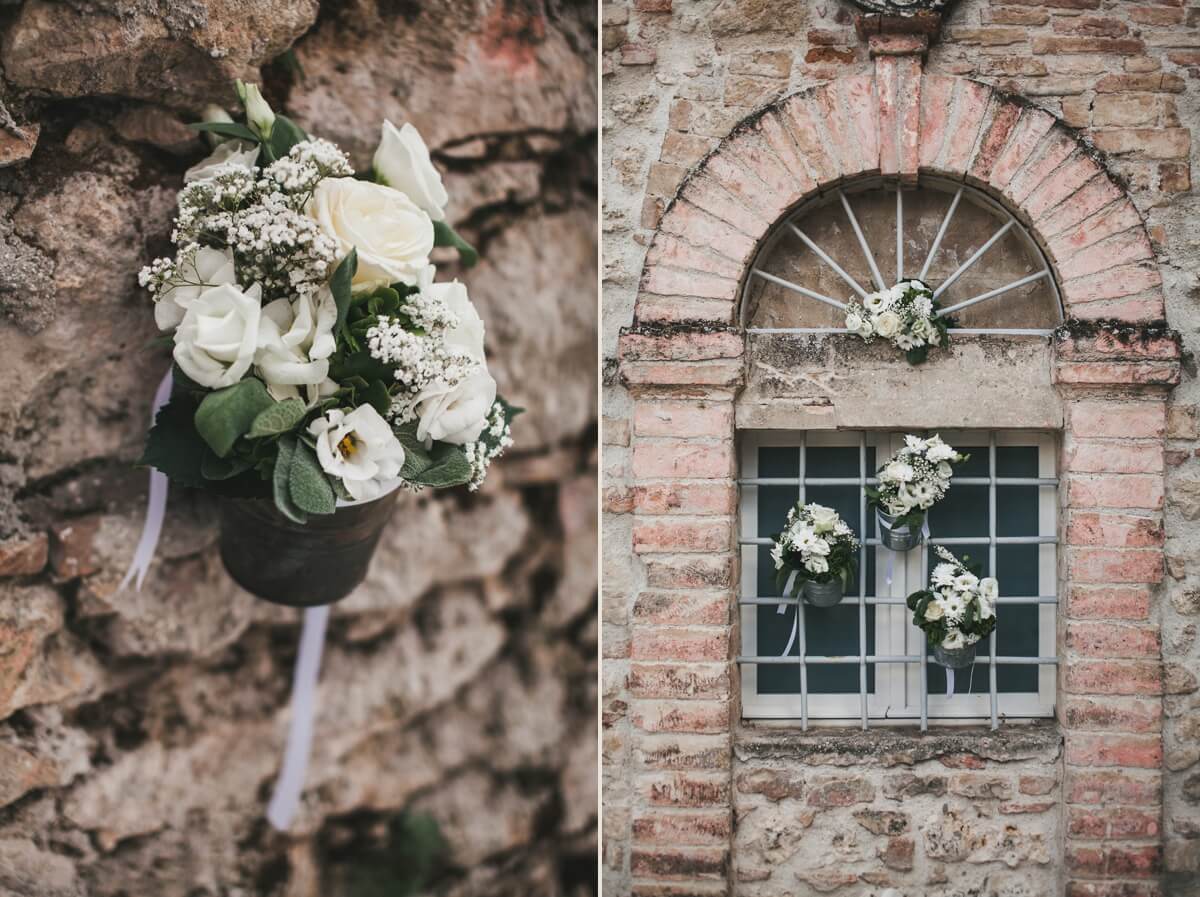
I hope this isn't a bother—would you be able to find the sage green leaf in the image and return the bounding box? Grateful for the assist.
[395,423,432,479]
[272,436,308,524]
[188,121,260,143]
[201,451,254,481]
[247,398,308,439]
[288,441,336,515]
[138,395,208,488]
[408,443,472,489]
[194,378,275,458]
[268,114,308,161]
[432,220,478,267]
[331,248,358,337]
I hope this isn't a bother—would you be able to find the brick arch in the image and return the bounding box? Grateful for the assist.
[636,71,1165,328]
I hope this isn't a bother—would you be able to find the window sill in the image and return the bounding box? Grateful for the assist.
[734,720,1062,767]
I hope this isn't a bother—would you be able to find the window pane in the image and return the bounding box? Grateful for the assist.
[760,446,799,479]
[756,480,801,694]
[997,444,1039,478]
[952,444,989,477]
[928,484,988,538]
[996,544,1039,692]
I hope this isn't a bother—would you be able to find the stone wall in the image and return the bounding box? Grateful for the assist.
[601,1,1200,895]
[0,1,597,895]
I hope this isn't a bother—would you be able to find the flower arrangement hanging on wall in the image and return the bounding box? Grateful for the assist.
[907,546,998,669]
[135,81,519,606]
[865,434,967,551]
[843,279,952,364]
[770,502,860,608]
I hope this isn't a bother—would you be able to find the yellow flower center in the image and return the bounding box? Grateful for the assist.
[337,433,360,458]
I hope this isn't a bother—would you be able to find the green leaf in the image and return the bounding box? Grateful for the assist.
[394,423,470,486]
[329,347,392,385]
[247,398,308,439]
[432,220,478,267]
[194,378,276,458]
[905,345,929,365]
[272,436,308,524]
[188,121,260,143]
[268,114,308,161]
[138,395,208,488]
[201,451,254,480]
[364,380,392,417]
[288,441,336,515]
[331,249,358,338]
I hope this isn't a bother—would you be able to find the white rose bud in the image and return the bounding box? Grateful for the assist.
[373,120,449,221]
[173,282,262,388]
[235,80,275,139]
[308,405,407,503]
[306,178,434,288]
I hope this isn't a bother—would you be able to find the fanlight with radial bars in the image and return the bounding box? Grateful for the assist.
[740,178,1063,337]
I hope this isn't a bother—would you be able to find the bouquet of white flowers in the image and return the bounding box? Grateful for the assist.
[865,435,967,543]
[138,82,518,528]
[907,546,998,666]
[771,502,859,606]
[844,279,952,364]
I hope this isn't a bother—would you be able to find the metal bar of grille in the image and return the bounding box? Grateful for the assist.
[859,431,868,730]
[839,190,887,291]
[750,269,848,311]
[919,186,962,281]
[740,595,1059,606]
[740,477,1058,486]
[896,187,904,283]
[741,535,1057,546]
[989,432,1000,730]
[798,433,808,730]
[738,655,1058,665]
[746,326,1054,335]
[788,224,869,300]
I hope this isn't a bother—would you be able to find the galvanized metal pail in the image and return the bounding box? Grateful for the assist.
[218,491,399,607]
[803,579,845,608]
[933,642,977,670]
[877,510,923,552]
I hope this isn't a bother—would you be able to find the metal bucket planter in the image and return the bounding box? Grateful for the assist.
[877,510,924,552]
[218,490,400,607]
[933,642,977,670]
[803,579,845,608]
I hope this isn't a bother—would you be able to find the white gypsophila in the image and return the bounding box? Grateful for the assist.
[373,120,449,221]
[872,434,965,520]
[366,318,480,419]
[308,404,406,502]
[264,139,354,194]
[462,400,515,491]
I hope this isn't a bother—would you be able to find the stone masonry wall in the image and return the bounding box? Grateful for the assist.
[0,2,597,896]
[601,1,1200,896]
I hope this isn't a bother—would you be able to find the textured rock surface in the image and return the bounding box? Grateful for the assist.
[0,1,597,894]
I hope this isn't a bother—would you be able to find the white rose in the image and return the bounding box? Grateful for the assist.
[804,555,829,574]
[172,282,262,388]
[373,120,449,222]
[942,630,965,650]
[884,460,915,483]
[937,461,953,478]
[924,600,945,621]
[845,312,863,333]
[874,310,902,338]
[808,503,839,533]
[155,247,237,330]
[306,178,434,288]
[308,404,406,502]
[255,288,338,397]
[184,140,260,183]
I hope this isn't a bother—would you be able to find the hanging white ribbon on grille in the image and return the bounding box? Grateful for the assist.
[946,667,954,697]
[777,570,800,658]
[266,604,329,830]
[119,368,174,591]
[883,516,931,586]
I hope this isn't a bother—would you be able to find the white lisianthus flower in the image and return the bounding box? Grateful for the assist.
[806,537,831,557]
[924,600,945,621]
[857,319,875,338]
[888,283,908,303]
[942,630,965,650]
[928,329,942,346]
[173,282,262,388]
[184,139,260,182]
[154,247,237,330]
[874,310,902,338]
[306,178,434,288]
[863,290,889,314]
[308,405,406,502]
[804,555,829,574]
[373,120,449,221]
[255,287,338,398]
[845,312,863,333]
[808,504,839,533]
[937,461,953,478]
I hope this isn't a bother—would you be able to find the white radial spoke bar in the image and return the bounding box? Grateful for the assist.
[751,269,847,310]
[787,223,868,299]
[933,218,1015,299]
[896,188,903,283]
[838,190,886,291]
[920,187,963,281]
[937,269,1051,317]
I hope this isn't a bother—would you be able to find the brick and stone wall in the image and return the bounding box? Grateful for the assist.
[0,2,597,895]
[601,1,1200,895]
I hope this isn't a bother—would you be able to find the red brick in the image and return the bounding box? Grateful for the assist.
[1068,807,1161,840]
[969,98,1022,183]
[1130,7,1185,26]
[1065,883,1162,897]
[841,74,882,178]
[632,811,731,846]
[605,485,635,515]
[1067,477,1164,512]
[755,112,817,196]
[634,483,736,516]
[1055,362,1180,388]
[1066,622,1160,658]
[1067,585,1151,621]
[1019,774,1058,796]
[1066,512,1163,548]
[942,80,991,175]
[634,401,733,438]
[1007,131,1077,207]
[1065,660,1162,695]
[1057,228,1153,281]
[631,699,730,734]
[876,56,900,178]
[657,200,757,264]
[620,43,658,66]
[634,733,731,771]
[644,555,733,590]
[1063,264,1163,305]
[1065,443,1164,475]
[633,442,733,480]
[1051,16,1130,38]
[780,95,841,183]
[703,151,786,223]
[640,771,732,807]
[642,265,738,302]
[999,801,1057,814]
[724,130,806,213]
[989,106,1056,190]
[1031,37,1145,55]
[1026,159,1103,223]
[812,83,860,179]
[1002,0,1098,7]
[630,662,730,700]
[633,591,729,626]
[1047,199,1143,259]
[1066,769,1162,806]
[1068,402,1166,438]
[1067,845,1162,879]
[631,846,727,881]
[633,297,735,326]
[633,519,732,554]
[632,628,729,662]
[644,235,743,281]
[1067,294,1166,322]
[1096,72,1186,94]
[1056,331,1179,362]
[678,173,769,238]
[919,74,957,171]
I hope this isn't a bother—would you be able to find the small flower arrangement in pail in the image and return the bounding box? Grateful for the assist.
[844,279,952,365]
[907,547,998,669]
[770,502,859,608]
[865,434,967,552]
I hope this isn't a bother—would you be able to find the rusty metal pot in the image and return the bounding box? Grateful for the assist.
[218,491,399,607]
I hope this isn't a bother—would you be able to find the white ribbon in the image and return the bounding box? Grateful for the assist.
[267,604,330,830]
[882,515,931,587]
[777,570,800,657]
[119,369,174,591]
[946,667,954,697]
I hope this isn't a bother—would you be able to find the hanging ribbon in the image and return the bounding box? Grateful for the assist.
[267,604,330,830]
[777,570,800,658]
[882,516,931,586]
[119,369,174,591]
[946,667,954,697]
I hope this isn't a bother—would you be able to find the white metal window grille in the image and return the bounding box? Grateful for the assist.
[738,430,1058,730]
[740,177,1064,336]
